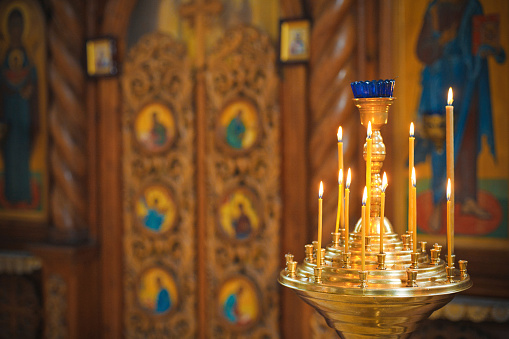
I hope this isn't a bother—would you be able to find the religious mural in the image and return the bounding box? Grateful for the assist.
[218,275,260,330]
[393,0,508,240]
[134,102,176,154]
[218,186,260,241]
[137,267,178,315]
[0,0,47,221]
[135,183,177,234]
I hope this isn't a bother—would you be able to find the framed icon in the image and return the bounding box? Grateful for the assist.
[279,18,310,64]
[216,98,260,155]
[217,275,261,330]
[133,102,177,154]
[137,267,178,315]
[135,183,177,234]
[217,186,261,242]
[85,37,118,77]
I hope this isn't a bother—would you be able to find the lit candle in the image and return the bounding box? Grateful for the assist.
[446,179,452,267]
[366,122,372,235]
[446,88,454,255]
[338,127,344,229]
[345,168,351,253]
[409,122,414,233]
[412,167,417,253]
[362,186,367,271]
[317,181,324,268]
[335,169,343,234]
[380,172,387,254]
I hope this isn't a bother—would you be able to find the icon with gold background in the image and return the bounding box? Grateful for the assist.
[218,275,260,330]
[135,184,177,234]
[218,187,260,241]
[217,99,260,154]
[137,267,178,315]
[134,102,176,154]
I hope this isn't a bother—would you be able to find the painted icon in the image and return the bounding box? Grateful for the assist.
[218,187,260,241]
[0,1,48,220]
[136,184,177,234]
[218,276,260,329]
[217,99,259,153]
[137,267,178,315]
[134,102,176,154]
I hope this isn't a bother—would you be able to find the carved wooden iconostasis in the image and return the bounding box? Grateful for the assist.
[121,0,280,337]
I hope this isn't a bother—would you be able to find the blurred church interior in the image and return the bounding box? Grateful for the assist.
[0,0,508,337]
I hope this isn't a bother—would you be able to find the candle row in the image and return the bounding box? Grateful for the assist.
[314,88,455,270]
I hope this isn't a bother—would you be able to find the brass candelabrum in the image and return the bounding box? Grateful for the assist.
[279,96,471,339]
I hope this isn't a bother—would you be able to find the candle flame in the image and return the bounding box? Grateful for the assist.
[411,167,416,187]
[367,121,372,139]
[337,126,342,142]
[319,181,324,198]
[447,179,451,201]
[362,186,367,205]
[346,168,352,189]
[338,169,343,185]
[382,172,388,192]
[410,122,414,137]
[448,87,453,105]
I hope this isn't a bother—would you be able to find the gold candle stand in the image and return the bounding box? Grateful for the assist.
[279,97,471,338]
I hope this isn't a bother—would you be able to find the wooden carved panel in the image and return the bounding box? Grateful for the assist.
[205,25,281,337]
[121,32,196,338]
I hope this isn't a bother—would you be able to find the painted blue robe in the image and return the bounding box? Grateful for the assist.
[416,0,505,204]
[1,48,37,203]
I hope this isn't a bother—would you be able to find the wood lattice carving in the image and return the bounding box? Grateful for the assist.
[122,32,196,338]
[307,0,358,337]
[205,25,281,338]
[47,0,88,242]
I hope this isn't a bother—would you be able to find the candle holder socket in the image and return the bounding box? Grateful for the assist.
[358,270,368,288]
[446,266,455,283]
[433,243,442,253]
[406,269,418,287]
[332,232,341,247]
[377,253,386,270]
[445,254,456,267]
[401,234,411,251]
[305,244,314,262]
[365,236,372,252]
[314,267,322,283]
[411,252,419,269]
[320,248,326,266]
[342,252,351,268]
[287,261,297,277]
[285,253,294,265]
[420,241,427,254]
[430,249,440,265]
[458,260,468,279]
